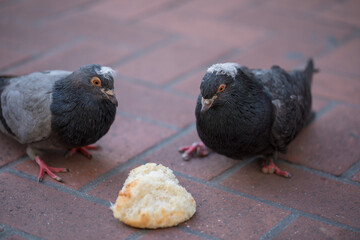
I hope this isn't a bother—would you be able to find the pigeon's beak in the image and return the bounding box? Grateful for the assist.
[201,97,214,113]
[102,89,118,107]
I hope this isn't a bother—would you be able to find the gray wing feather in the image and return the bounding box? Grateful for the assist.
[1,70,71,144]
[250,66,312,152]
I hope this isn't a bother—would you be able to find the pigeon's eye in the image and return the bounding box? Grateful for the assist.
[91,77,102,87]
[217,84,226,93]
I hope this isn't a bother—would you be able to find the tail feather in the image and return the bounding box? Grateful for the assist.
[304,58,318,85]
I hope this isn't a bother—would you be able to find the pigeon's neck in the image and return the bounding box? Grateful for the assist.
[50,78,116,148]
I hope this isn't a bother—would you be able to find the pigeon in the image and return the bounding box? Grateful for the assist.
[179,59,316,177]
[0,64,118,182]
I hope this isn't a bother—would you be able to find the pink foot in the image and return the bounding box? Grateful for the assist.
[35,156,69,182]
[66,145,99,159]
[262,158,292,178]
[178,142,208,161]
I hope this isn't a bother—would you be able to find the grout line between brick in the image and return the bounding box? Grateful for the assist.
[123,230,149,240]
[125,0,192,26]
[0,155,28,173]
[341,160,360,179]
[178,226,222,240]
[116,110,180,132]
[110,34,179,69]
[210,157,255,184]
[0,223,44,240]
[0,37,84,73]
[5,168,112,208]
[258,213,299,240]
[277,159,360,187]
[174,171,360,234]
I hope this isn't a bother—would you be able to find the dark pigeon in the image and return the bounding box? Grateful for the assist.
[0,64,118,182]
[179,59,316,177]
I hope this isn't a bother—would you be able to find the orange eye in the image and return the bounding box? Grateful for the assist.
[91,77,101,86]
[217,84,226,93]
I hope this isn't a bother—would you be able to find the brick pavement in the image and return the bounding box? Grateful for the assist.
[1,0,360,239]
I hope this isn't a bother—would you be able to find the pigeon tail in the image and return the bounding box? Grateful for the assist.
[304,58,318,85]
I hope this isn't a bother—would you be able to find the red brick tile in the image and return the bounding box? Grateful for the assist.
[263,0,340,14]
[88,166,133,202]
[313,72,360,105]
[6,40,132,75]
[280,104,360,176]
[43,11,169,52]
[312,97,329,112]
[181,178,290,239]
[115,80,196,128]
[228,4,353,43]
[274,216,360,240]
[143,130,238,181]
[14,115,175,188]
[0,133,26,168]
[139,228,204,240]
[143,9,266,48]
[351,171,360,183]
[0,0,93,23]
[318,0,360,26]
[0,20,75,60]
[221,161,360,228]
[0,172,137,239]
[166,0,251,18]
[317,37,360,77]
[0,48,29,70]
[87,0,174,22]
[171,69,205,97]
[4,235,27,240]
[115,37,233,85]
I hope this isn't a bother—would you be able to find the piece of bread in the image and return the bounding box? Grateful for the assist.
[111,163,196,229]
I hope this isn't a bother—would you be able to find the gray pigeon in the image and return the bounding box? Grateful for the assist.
[0,64,118,182]
[179,59,316,177]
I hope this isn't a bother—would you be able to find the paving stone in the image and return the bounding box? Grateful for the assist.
[143,130,238,181]
[317,37,360,77]
[143,9,267,48]
[88,165,134,202]
[0,48,29,71]
[42,11,170,52]
[0,133,26,168]
[274,216,360,240]
[280,104,360,176]
[4,234,27,240]
[351,171,360,183]
[5,40,132,75]
[115,37,233,85]
[221,161,360,228]
[0,20,75,65]
[86,0,175,23]
[139,228,205,240]
[0,0,93,23]
[312,72,360,105]
[317,0,360,26]
[0,172,137,240]
[14,115,175,188]
[171,69,205,97]
[180,178,290,240]
[115,79,196,128]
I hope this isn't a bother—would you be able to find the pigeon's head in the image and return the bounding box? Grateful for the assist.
[71,64,118,107]
[199,62,240,113]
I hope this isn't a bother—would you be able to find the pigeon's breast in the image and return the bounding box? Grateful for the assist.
[50,82,116,148]
[195,100,273,158]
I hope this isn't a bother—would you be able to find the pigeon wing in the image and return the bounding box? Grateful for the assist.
[0,70,71,144]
